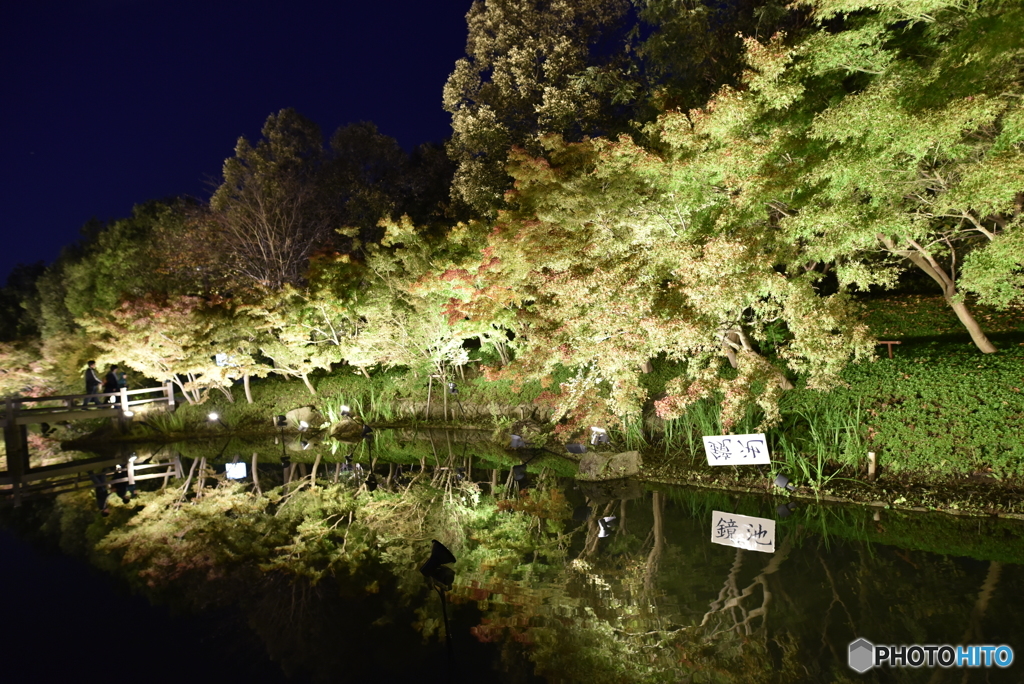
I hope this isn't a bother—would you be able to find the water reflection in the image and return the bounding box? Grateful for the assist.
[31,430,1024,682]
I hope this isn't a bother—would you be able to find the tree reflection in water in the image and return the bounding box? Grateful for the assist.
[36,436,1024,683]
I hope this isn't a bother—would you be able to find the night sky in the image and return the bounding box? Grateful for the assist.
[1,0,474,284]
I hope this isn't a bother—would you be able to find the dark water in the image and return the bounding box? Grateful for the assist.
[4,429,1023,683]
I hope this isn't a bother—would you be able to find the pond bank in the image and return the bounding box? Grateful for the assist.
[63,411,1024,521]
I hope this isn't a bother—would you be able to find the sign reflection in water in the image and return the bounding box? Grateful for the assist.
[711,510,776,553]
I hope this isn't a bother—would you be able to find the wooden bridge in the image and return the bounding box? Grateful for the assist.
[1,384,176,506]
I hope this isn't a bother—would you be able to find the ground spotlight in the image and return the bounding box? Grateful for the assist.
[510,434,527,449]
[274,415,287,428]
[448,382,458,395]
[512,464,528,481]
[340,404,351,416]
[566,443,587,454]
[774,473,797,492]
[208,412,219,422]
[589,427,609,446]
[298,420,309,431]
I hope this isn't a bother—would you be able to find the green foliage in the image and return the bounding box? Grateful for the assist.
[443,0,634,215]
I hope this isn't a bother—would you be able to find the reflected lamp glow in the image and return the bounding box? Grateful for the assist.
[123,410,135,418]
[597,516,617,538]
[225,462,247,480]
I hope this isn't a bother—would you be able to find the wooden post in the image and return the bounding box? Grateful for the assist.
[165,381,176,411]
[120,387,130,413]
[867,451,877,482]
[4,397,29,507]
[127,457,136,486]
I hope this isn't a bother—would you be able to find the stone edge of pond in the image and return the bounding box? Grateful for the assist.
[640,472,1024,521]
[62,419,1024,521]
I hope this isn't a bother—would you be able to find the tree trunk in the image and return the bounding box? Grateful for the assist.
[243,373,253,404]
[878,234,997,353]
[300,373,316,395]
[946,296,998,353]
[251,452,261,495]
[644,491,664,593]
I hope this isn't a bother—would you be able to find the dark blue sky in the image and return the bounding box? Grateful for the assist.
[1,0,473,284]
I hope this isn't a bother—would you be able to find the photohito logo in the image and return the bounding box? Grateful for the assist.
[849,639,1014,673]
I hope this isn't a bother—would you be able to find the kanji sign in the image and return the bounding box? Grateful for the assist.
[710,511,776,553]
[702,433,770,465]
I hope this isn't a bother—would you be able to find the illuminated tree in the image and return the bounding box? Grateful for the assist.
[435,133,871,432]
[211,109,336,289]
[81,296,241,404]
[703,0,1024,353]
[443,0,633,216]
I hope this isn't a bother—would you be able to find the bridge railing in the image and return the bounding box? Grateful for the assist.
[2,383,175,424]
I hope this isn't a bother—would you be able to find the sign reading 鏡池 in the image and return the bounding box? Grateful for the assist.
[702,433,770,465]
[711,511,776,553]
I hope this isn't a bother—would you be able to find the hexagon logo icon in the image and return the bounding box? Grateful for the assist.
[848,639,875,673]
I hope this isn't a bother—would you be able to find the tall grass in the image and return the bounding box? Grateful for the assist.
[614,414,649,451]
[660,396,867,491]
[770,399,864,491]
[321,382,398,425]
[135,410,190,435]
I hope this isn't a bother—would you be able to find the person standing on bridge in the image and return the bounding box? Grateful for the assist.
[84,360,102,406]
[103,365,120,403]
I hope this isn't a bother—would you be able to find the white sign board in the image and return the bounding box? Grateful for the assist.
[711,511,776,553]
[702,433,770,465]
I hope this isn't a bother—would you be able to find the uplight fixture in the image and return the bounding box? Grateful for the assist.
[589,427,609,446]
[774,474,797,492]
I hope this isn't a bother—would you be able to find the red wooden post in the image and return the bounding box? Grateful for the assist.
[876,341,901,359]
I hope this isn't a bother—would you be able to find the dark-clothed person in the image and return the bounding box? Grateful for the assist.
[103,365,120,403]
[84,360,102,406]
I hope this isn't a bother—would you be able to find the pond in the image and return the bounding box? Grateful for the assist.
[7,428,1024,683]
